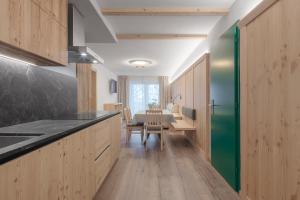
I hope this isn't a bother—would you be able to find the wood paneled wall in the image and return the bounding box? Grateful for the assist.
[185,68,194,126]
[239,0,300,199]
[193,55,210,160]
[171,54,210,159]
[77,64,97,113]
[185,68,194,109]
[171,75,186,110]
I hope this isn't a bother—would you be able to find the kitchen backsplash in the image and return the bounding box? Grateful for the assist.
[0,58,77,128]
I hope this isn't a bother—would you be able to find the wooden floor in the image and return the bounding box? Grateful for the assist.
[94,126,239,200]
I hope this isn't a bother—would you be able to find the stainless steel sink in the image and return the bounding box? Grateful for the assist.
[0,136,35,149]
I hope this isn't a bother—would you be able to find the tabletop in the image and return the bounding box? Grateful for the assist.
[134,109,175,123]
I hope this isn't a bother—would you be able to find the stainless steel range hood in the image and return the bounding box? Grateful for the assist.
[68,4,104,64]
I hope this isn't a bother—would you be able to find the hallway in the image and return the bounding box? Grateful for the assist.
[95,128,239,200]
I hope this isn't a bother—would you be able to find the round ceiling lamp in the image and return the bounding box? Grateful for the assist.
[129,59,152,68]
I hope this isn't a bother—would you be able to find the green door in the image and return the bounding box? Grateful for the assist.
[210,24,240,191]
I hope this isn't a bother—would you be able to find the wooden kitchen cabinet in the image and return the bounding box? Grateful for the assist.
[33,0,67,27]
[104,103,123,113]
[52,0,68,27]
[0,0,68,66]
[39,141,64,200]
[0,141,64,200]
[21,1,41,55]
[39,0,67,65]
[92,115,121,193]
[63,128,95,200]
[104,103,124,119]
[0,114,121,200]
[59,25,68,64]
[0,0,22,47]
[0,0,10,45]
[95,146,112,190]
[39,7,51,59]
[93,121,111,159]
[39,0,52,13]
[111,114,121,164]
[49,19,62,63]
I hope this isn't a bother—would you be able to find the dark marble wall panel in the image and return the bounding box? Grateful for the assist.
[0,58,77,127]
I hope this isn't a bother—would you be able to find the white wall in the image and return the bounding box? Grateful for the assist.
[93,64,118,110]
[171,0,263,82]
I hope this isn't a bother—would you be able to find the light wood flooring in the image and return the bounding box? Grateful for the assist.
[94,127,240,200]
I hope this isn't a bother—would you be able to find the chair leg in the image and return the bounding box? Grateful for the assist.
[144,138,147,151]
[125,128,128,144]
[160,131,164,151]
[144,129,147,151]
[160,134,163,151]
[143,133,149,145]
[140,128,144,143]
[129,132,131,141]
[163,130,167,147]
[126,128,131,144]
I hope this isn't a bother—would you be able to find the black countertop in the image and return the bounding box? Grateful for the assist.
[0,111,120,165]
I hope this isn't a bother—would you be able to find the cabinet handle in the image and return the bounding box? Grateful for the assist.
[95,145,110,161]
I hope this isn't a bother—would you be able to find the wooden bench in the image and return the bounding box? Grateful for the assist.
[172,112,183,120]
[170,107,196,141]
[171,120,196,131]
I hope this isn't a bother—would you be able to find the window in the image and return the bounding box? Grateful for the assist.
[129,77,160,115]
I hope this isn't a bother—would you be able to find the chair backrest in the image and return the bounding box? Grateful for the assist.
[123,107,133,124]
[145,109,163,128]
[149,105,162,110]
[148,103,161,110]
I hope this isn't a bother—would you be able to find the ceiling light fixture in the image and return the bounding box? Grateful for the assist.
[0,54,37,66]
[80,52,88,57]
[129,59,152,68]
[93,60,98,64]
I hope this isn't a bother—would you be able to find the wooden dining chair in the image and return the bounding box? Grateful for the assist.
[144,109,164,151]
[150,107,162,111]
[124,107,144,144]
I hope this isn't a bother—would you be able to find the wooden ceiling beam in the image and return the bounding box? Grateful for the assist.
[102,8,229,16]
[116,34,208,40]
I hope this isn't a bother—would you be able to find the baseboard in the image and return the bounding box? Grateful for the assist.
[184,132,210,162]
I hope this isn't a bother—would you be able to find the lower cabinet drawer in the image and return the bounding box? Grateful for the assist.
[95,146,112,190]
[94,121,111,157]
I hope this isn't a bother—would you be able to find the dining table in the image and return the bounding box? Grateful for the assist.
[134,109,176,149]
[133,109,176,124]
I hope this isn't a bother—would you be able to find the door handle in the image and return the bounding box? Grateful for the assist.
[210,99,221,115]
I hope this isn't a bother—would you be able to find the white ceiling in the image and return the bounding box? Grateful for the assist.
[89,0,236,76]
[106,16,221,35]
[88,39,203,76]
[98,0,235,8]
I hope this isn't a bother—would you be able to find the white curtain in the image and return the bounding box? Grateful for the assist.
[117,76,129,106]
[129,77,160,115]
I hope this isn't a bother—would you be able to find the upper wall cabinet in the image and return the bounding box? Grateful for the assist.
[0,0,67,66]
